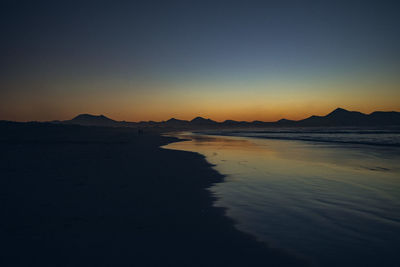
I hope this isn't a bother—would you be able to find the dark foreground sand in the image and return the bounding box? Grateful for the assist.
[0,122,309,266]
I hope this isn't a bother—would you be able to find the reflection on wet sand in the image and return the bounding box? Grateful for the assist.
[164,132,400,267]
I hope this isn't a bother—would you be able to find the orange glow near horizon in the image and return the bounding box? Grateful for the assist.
[1,97,399,123]
[2,1,400,124]
[1,75,399,122]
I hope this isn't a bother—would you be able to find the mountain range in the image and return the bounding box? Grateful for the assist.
[55,108,400,129]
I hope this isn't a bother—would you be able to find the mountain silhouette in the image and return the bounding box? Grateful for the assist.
[53,108,400,128]
[297,108,366,126]
[190,117,217,125]
[222,120,249,127]
[368,111,400,125]
[164,118,189,126]
[297,108,400,127]
[64,114,119,126]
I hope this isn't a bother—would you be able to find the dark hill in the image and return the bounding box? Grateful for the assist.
[298,108,399,127]
[190,117,218,125]
[64,114,118,126]
[368,111,400,125]
[165,118,189,126]
[52,108,400,128]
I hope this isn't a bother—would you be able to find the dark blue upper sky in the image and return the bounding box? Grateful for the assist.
[1,0,399,121]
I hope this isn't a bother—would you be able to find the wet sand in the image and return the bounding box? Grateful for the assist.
[165,132,400,267]
[0,122,308,266]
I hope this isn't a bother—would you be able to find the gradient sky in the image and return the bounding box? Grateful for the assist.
[1,0,399,122]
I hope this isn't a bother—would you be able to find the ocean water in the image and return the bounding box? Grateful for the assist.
[164,129,400,267]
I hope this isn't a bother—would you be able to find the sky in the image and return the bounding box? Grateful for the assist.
[0,0,399,122]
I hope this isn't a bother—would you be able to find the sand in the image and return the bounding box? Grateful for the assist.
[0,122,309,266]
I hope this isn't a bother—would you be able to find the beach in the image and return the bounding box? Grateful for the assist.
[0,123,308,266]
[165,131,400,267]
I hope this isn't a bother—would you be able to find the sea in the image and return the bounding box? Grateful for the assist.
[164,128,400,267]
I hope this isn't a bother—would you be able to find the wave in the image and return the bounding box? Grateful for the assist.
[197,129,400,147]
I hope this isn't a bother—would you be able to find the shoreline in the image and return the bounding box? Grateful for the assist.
[193,130,400,148]
[165,131,400,267]
[0,123,309,266]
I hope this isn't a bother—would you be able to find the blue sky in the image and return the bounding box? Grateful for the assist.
[0,0,399,121]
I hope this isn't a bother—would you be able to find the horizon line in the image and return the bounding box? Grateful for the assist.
[3,107,400,124]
